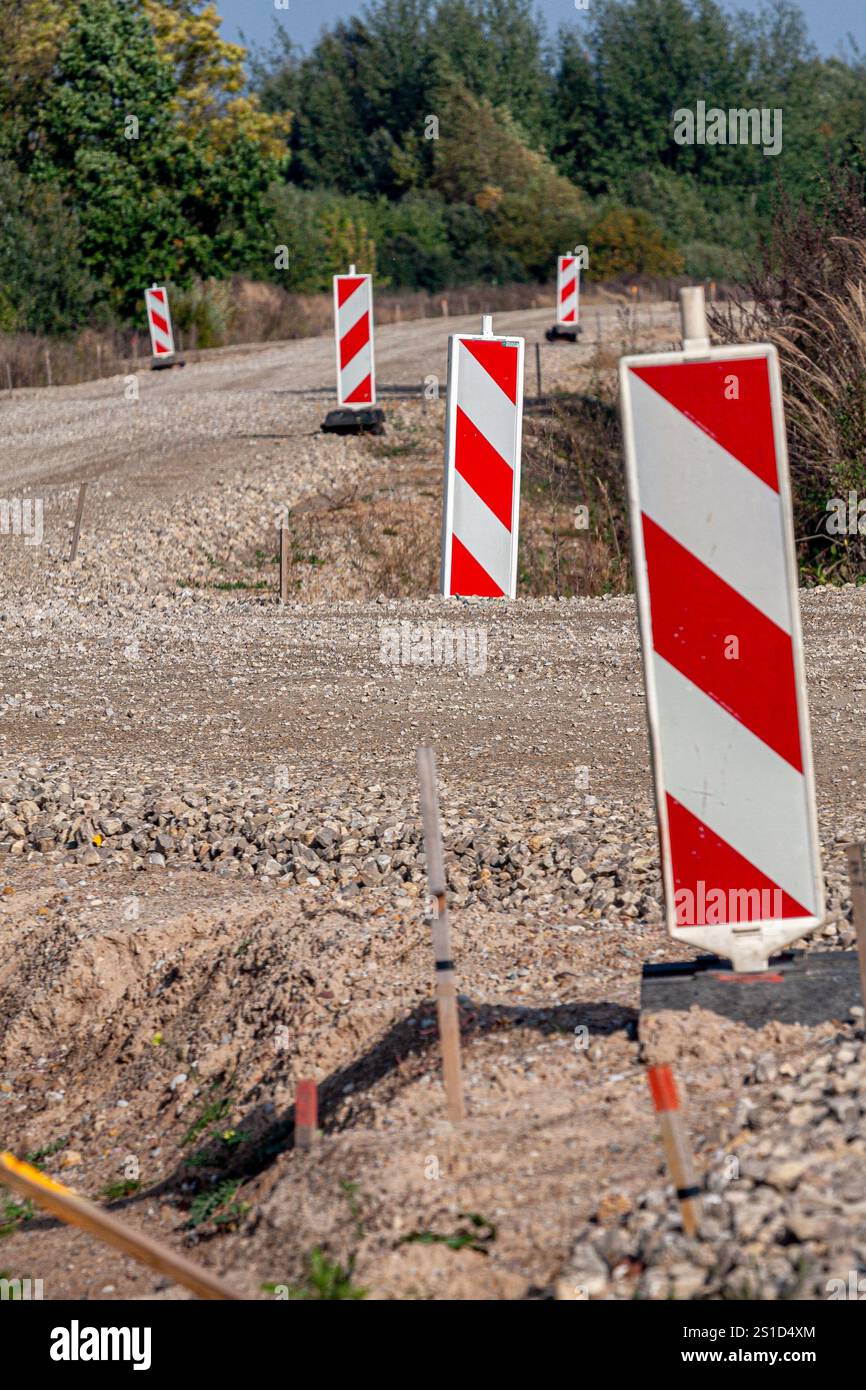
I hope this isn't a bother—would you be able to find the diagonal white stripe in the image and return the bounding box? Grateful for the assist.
[629,372,792,632]
[338,281,371,337]
[340,341,372,400]
[457,342,517,469]
[653,654,819,914]
[452,471,513,594]
[149,325,173,353]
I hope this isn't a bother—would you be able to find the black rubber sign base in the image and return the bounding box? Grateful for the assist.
[150,356,185,371]
[545,324,581,343]
[321,407,385,435]
[641,950,861,1028]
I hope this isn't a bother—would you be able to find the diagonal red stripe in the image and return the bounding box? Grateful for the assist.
[462,339,517,405]
[154,342,170,355]
[631,358,778,491]
[450,534,504,597]
[559,276,576,303]
[642,514,803,771]
[666,793,809,924]
[340,312,370,369]
[150,309,169,336]
[454,405,513,529]
[337,276,365,308]
[560,258,574,271]
[150,288,165,304]
[345,373,372,404]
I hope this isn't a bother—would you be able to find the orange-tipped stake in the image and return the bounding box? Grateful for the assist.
[416,745,465,1123]
[295,1079,318,1150]
[0,1151,240,1299]
[646,1065,701,1237]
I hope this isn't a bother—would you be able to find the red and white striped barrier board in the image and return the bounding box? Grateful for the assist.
[145,285,175,359]
[620,343,823,971]
[333,269,375,406]
[440,319,524,598]
[556,255,579,326]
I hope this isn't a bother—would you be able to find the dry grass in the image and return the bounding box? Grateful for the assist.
[519,391,628,597]
[0,280,558,392]
[710,172,866,584]
[0,274,690,392]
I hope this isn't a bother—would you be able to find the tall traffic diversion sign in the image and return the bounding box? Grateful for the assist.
[145,284,181,370]
[440,315,524,599]
[546,253,582,342]
[322,265,384,434]
[621,287,823,978]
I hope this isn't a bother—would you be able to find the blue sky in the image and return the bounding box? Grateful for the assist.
[219,0,865,61]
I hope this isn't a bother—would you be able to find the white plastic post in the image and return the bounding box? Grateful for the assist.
[679,286,710,353]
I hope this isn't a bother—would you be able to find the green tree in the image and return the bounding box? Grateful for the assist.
[0,161,98,333]
[28,0,283,318]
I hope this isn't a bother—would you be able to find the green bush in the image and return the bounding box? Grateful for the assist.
[587,203,684,279]
[0,161,99,334]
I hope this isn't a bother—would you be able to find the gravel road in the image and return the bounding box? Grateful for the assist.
[1,301,865,1302]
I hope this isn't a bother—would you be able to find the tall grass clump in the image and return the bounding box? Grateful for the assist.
[710,169,866,585]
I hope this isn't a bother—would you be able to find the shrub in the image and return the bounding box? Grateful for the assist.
[587,203,684,280]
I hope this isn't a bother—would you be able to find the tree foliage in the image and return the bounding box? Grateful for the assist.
[3,0,866,328]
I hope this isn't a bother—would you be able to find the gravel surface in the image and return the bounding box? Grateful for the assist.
[1,302,865,1301]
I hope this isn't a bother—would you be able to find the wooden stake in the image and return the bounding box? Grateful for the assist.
[0,1151,240,1300]
[535,341,542,397]
[295,1079,318,1150]
[416,745,465,1123]
[5,363,11,394]
[845,844,866,1017]
[646,1065,700,1237]
[279,525,289,604]
[44,348,52,388]
[69,482,87,562]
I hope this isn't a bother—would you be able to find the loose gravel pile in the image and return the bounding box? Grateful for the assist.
[563,1021,866,1300]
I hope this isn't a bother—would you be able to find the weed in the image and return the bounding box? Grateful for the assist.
[398,1211,497,1255]
[181,1086,233,1148]
[24,1136,69,1168]
[185,1178,246,1230]
[0,1196,34,1238]
[262,1248,367,1301]
[212,580,269,591]
[101,1179,141,1201]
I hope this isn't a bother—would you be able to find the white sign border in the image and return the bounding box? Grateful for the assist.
[145,285,174,359]
[619,341,824,966]
[556,255,580,329]
[333,273,376,408]
[440,332,525,601]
